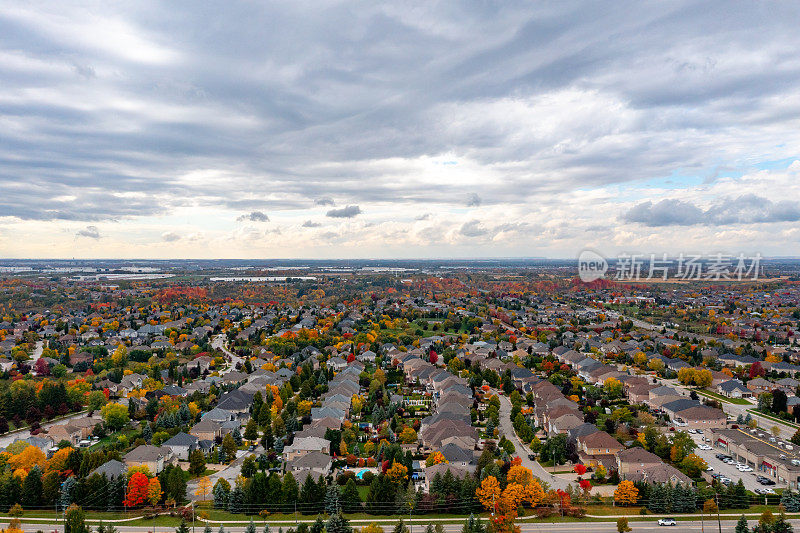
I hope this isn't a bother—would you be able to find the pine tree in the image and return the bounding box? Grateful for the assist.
[325,512,352,533]
[310,516,324,533]
[60,476,77,511]
[176,519,190,533]
[22,465,43,507]
[736,515,750,533]
[227,485,244,514]
[324,484,341,514]
[203,526,212,533]
[143,423,153,443]
[392,519,410,533]
[245,519,256,533]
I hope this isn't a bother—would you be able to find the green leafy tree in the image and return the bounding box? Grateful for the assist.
[189,449,206,476]
[64,504,89,533]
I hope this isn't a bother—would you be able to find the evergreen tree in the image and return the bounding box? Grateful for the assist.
[325,512,352,533]
[310,516,324,533]
[142,423,153,443]
[60,476,77,511]
[227,485,244,513]
[773,512,793,533]
[203,526,212,533]
[262,526,270,533]
[245,519,256,533]
[212,480,230,510]
[189,450,206,476]
[324,484,341,514]
[281,472,299,513]
[461,514,486,533]
[22,465,43,507]
[176,519,190,533]
[781,488,800,512]
[340,478,361,513]
[736,515,750,533]
[392,519,410,533]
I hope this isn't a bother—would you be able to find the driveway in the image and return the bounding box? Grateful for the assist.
[495,392,572,491]
[186,447,261,501]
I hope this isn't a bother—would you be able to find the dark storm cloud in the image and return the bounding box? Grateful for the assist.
[623,195,800,227]
[326,205,361,218]
[2,1,800,230]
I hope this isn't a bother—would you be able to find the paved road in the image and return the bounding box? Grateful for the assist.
[0,410,95,449]
[212,335,244,375]
[495,391,572,491]
[6,518,795,533]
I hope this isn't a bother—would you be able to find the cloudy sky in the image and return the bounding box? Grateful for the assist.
[2,1,800,259]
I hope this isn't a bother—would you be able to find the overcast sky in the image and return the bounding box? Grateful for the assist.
[2,1,800,259]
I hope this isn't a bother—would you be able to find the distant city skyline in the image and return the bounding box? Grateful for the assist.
[2,2,800,258]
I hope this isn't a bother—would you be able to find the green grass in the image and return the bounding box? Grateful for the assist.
[696,389,751,405]
[747,409,800,428]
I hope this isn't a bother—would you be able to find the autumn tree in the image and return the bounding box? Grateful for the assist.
[125,472,149,508]
[147,477,163,507]
[613,480,639,506]
[195,477,213,501]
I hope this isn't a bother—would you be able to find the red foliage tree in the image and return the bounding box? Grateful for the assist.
[579,479,592,491]
[347,353,355,363]
[574,464,587,476]
[429,350,438,365]
[749,361,765,379]
[124,472,149,508]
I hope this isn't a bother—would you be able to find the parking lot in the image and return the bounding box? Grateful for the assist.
[687,431,785,493]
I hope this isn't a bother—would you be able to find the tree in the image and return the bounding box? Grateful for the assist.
[176,520,190,533]
[245,520,256,533]
[616,518,631,533]
[212,479,230,509]
[22,465,43,507]
[736,515,751,533]
[461,514,486,533]
[361,524,383,533]
[124,472,149,508]
[64,504,89,533]
[244,419,259,442]
[195,477,213,501]
[147,477,163,507]
[476,476,501,511]
[614,481,639,506]
[791,428,800,447]
[386,462,408,485]
[101,404,129,431]
[189,450,206,476]
[680,453,708,478]
[222,434,237,463]
[603,377,623,399]
[326,511,352,533]
[392,520,410,533]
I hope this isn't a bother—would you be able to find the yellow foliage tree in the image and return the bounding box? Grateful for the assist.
[194,476,212,501]
[614,480,639,506]
[9,445,46,472]
[147,477,162,507]
[476,476,501,510]
[386,461,408,484]
[45,447,72,474]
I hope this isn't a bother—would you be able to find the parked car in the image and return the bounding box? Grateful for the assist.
[658,518,677,526]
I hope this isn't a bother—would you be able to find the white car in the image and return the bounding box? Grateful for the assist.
[658,518,677,526]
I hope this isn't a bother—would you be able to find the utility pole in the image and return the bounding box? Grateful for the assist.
[715,493,722,533]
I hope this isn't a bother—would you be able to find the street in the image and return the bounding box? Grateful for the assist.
[496,391,572,491]
[5,517,796,533]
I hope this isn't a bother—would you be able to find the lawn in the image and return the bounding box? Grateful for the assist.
[747,409,800,428]
[696,389,751,405]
